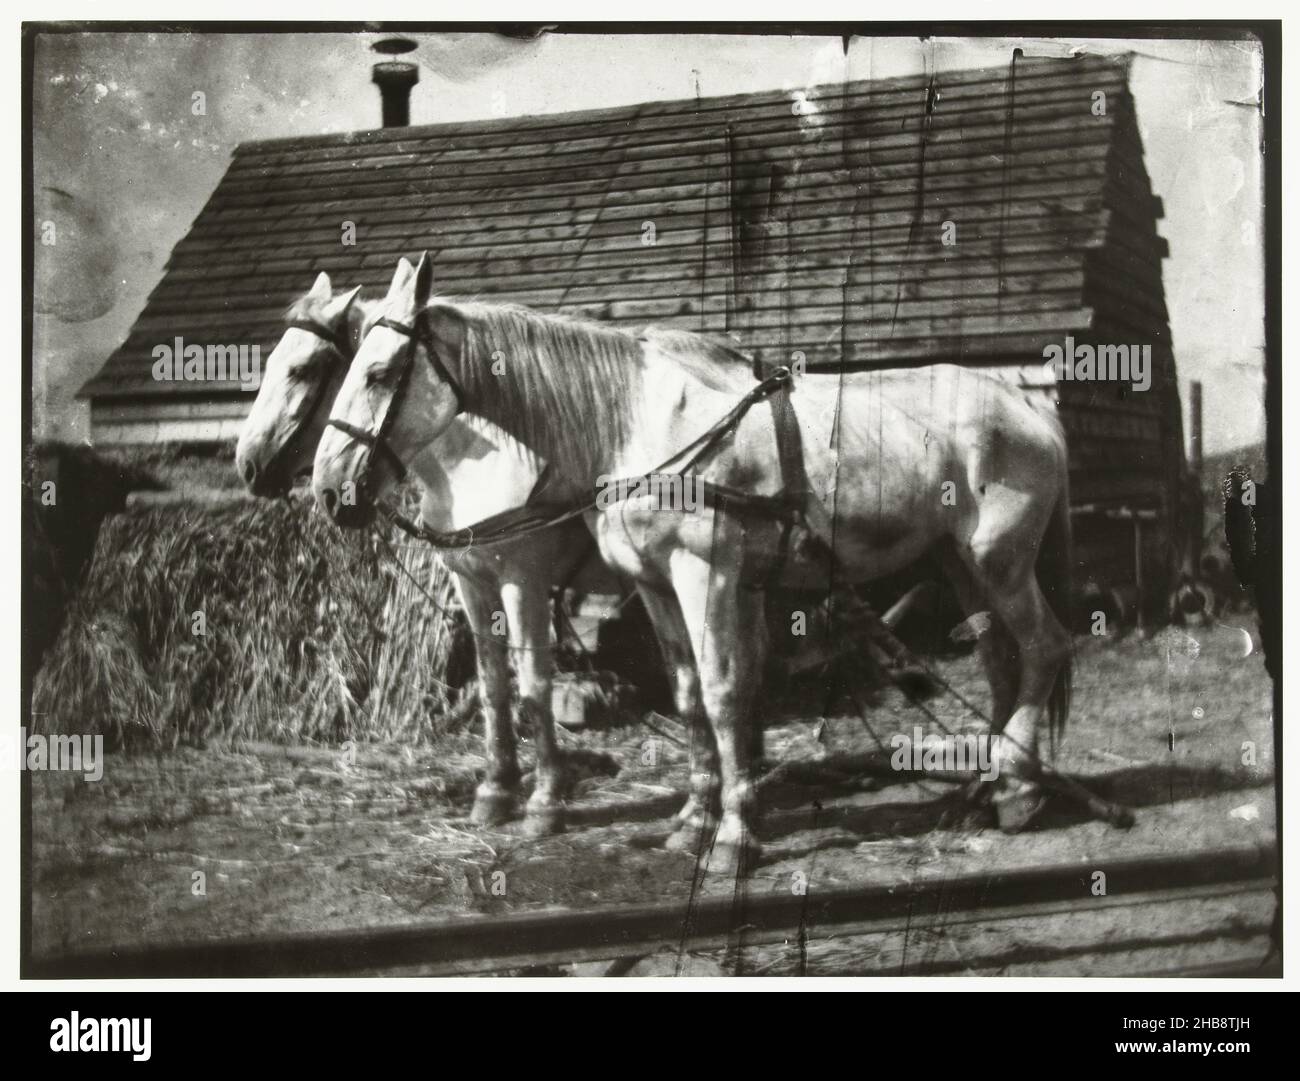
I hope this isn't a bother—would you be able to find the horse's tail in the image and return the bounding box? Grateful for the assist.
[1036,471,1074,754]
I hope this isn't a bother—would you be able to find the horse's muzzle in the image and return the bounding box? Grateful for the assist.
[238,436,304,500]
[243,460,294,499]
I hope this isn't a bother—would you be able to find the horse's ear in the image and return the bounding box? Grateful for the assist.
[387,257,415,299]
[413,252,433,306]
[322,284,362,324]
[307,271,332,302]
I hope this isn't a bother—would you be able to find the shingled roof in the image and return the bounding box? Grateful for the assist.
[82,51,1176,484]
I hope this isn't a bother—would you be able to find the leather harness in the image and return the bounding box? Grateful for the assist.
[323,309,818,584]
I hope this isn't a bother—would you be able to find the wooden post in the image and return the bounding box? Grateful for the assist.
[1189,380,1203,474]
[1104,506,1159,634]
[1185,381,1205,578]
[1133,512,1145,637]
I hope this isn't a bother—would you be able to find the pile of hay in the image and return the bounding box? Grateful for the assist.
[32,497,464,748]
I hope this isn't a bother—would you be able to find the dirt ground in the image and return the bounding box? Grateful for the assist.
[30,621,1276,976]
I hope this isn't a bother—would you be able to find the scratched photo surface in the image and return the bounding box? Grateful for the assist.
[26,29,1274,978]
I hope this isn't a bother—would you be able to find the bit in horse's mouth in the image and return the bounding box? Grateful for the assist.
[326,492,377,529]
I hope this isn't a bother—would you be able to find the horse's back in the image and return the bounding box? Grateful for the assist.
[797,363,1063,462]
[782,364,1066,571]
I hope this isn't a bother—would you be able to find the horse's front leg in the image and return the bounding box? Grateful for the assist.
[670,538,767,874]
[636,582,719,845]
[501,570,565,836]
[457,572,521,826]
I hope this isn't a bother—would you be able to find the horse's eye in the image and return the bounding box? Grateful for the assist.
[365,369,387,387]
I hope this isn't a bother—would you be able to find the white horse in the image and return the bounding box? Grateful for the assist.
[314,254,1074,872]
[235,267,608,835]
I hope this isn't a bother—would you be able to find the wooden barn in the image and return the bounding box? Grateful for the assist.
[78,52,1187,608]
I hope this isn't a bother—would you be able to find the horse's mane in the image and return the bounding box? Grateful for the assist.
[426,299,761,484]
[431,299,646,485]
[281,290,317,323]
[637,326,756,393]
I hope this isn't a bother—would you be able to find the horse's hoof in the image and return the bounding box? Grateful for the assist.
[665,820,710,853]
[993,783,1048,833]
[708,834,762,876]
[705,815,762,875]
[469,788,516,827]
[522,803,565,837]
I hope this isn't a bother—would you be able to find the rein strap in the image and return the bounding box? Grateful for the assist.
[326,418,410,482]
[373,314,467,413]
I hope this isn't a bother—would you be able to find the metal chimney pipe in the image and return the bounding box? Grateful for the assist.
[371,36,418,128]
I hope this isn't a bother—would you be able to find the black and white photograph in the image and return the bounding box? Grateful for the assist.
[16,12,1284,998]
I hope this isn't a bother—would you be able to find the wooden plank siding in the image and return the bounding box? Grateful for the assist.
[83,54,1149,398]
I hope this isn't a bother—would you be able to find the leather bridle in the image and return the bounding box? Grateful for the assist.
[325,308,466,506]
[286,317,351,358]
[260,318,352,484]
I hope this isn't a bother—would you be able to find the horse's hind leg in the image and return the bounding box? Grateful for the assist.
[967,552,1071,832]
[984,621,1020,732]
[936,542,1019,729]
[670,540,767,873]
[636,583,719,845]
[501,572,566,836]
[458,574,522,827]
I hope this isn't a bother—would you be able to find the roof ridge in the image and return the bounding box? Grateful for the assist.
[234,53,1129,157]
